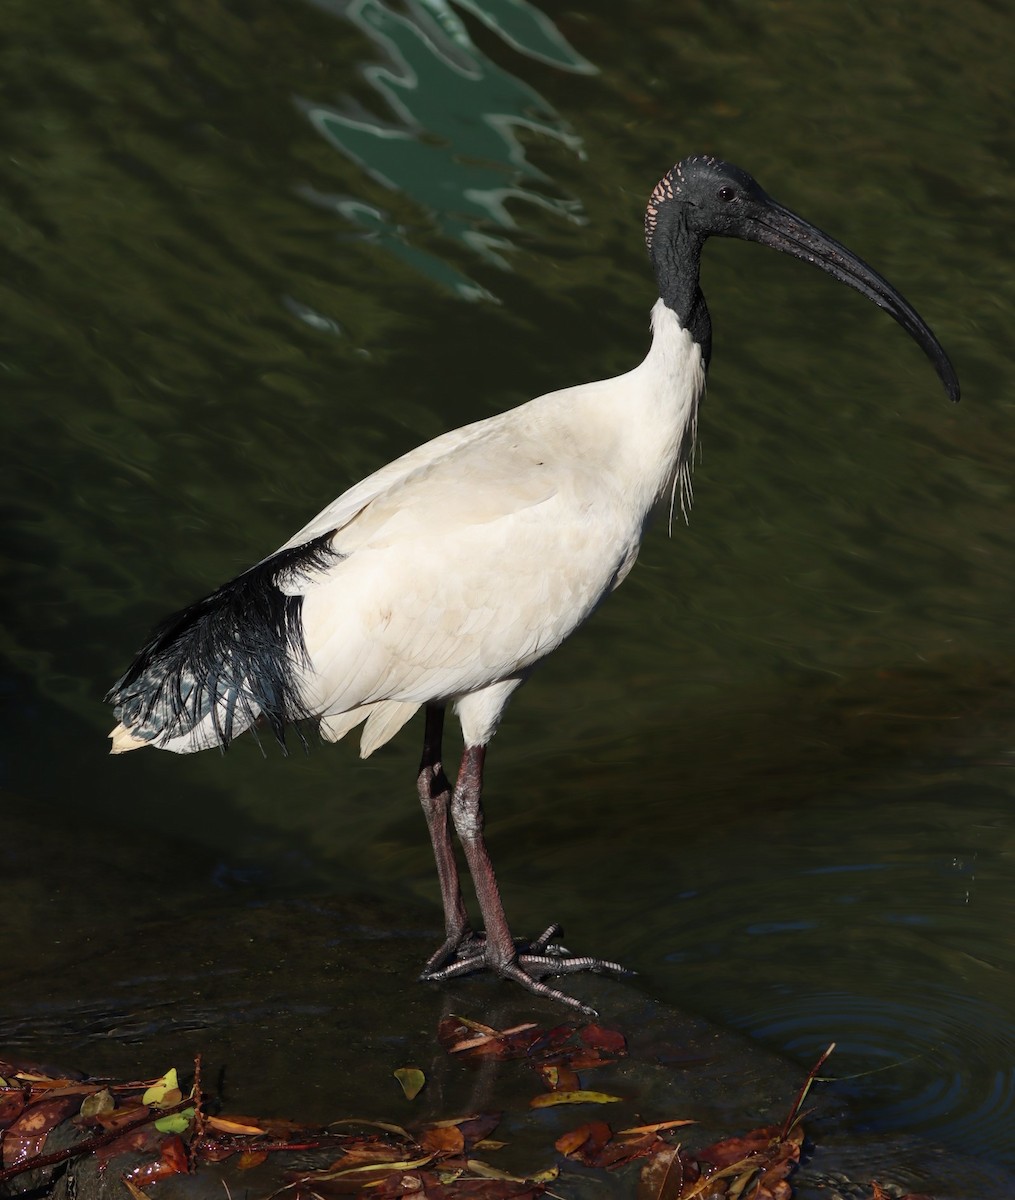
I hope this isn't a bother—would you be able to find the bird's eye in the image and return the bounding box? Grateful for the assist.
[717,185,737,202]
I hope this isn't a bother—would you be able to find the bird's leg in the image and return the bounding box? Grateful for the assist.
[416,704,476,975]
[425,744,628,1015]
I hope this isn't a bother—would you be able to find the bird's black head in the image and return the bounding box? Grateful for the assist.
[645,155,960,402]
[644,155,772,250]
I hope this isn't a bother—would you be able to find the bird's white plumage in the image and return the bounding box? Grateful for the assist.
[124,300,704,756]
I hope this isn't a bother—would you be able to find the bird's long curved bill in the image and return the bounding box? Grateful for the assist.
[746,201,960,402]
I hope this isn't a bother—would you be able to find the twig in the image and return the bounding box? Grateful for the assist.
[779,1042,835,1141]
[189,1052,205,1169]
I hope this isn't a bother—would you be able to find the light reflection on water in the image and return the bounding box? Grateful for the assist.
[2,0,1014,1187]
[299,0,589,296]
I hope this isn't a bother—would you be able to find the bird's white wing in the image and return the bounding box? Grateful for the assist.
[265,414,499,561]
[290,431,637,718]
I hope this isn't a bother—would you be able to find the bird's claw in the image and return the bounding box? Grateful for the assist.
[418,922,632,1015]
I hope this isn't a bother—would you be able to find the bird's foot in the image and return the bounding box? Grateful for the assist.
[419,923,632,1016]
[419,928,488,979]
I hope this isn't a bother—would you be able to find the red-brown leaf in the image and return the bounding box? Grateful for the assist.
[0,1092,27,1132]
[125,1135,190,1187]
[96,1124,160,1164]
[553,1120,612,1165]
[696,1124,780,1169]
[2,1096,79,1165]
[93,1102,148,1132]
[420,1124,465,1156]
[637,1144,694,1200]
[579,1024,627,1056]
[237,1150,270,1169]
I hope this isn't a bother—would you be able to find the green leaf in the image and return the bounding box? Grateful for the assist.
[142,1068,179,1107]
[393,1066,425,1100]
[155,1107,194,1134]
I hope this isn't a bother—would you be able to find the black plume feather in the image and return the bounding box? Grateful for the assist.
[107,532,339,752]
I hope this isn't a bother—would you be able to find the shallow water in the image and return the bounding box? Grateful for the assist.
[3,0,1014,1187]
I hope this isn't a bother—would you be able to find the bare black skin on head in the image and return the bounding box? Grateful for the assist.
[645,154,960,402]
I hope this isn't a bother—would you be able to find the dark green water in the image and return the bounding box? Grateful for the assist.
[3,0,1014,1185]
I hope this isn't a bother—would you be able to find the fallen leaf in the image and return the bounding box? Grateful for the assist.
[79,1089,115,1119]
[464,1159,531,1181]
[154,1106,194,1134]
[529,1090,622,1108]
[620,1119,696,1136]
[421,1124,465,1155]
[121,1175,154,1200]
[0,1092,27,1130]
[438,1017,568,1062]
[550,1049,617,1070]
[449,1016,503,1037]
[162,1132,192,1172]
[196,1142,236,1164]
[554,1121,613,1165]
[536,1064,580,1092]
[141,1069,179,1108]
[329,1116,412,1139]
[126,1134,190,1187]
[446,1113,502,1150]
[527,1166,559,1183]
[96,1125,160,1164]
[579,1024,627,1056]
[697,1125,780,1169]
[324,1153,436,1179]
[95,1103,148,1131]
[206,1114,268,1135]
[638,1144,693,1200]
[394,1067,425,1101]
[3,1096,79,1164]
[237,1150,270,1170]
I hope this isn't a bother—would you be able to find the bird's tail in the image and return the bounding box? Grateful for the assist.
[107,533,337,755]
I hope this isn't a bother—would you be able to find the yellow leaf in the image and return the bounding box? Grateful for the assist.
[393,1067,425,1101]
[207,1115,267,1135]
[121,1176,153,1200]
[529,1166,560,1184]
[449,1015,500,1036]
[529,1090,623,1108]
[620,1119,696,1135]
[447,1019,537,1053]
[465,1160,526,1182]
[327,1154,434,1178]
[142,1068,179,1107]
[329,1117,412,1139]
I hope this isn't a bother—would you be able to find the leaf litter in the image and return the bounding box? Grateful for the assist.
[0,1033,935,1200]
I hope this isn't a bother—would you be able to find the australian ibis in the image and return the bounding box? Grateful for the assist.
[108,156,959,1013]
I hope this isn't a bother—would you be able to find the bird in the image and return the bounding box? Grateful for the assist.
[108,155,960,1014]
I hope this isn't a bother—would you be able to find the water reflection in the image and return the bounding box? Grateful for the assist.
[299,0,589,295]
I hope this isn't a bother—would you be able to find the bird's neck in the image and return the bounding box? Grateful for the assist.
[624,300,706,525]
[649,223,712,367]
